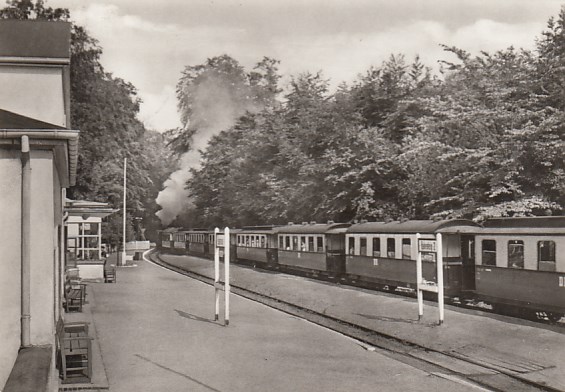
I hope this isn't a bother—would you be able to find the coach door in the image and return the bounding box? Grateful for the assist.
[461,235,476,291]
[326,234,346,277]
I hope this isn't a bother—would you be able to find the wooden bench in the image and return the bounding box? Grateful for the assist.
[64,280,85,312]
[104,265,116,283]
[56,317,93,383]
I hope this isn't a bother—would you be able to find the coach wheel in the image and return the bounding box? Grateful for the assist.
[546,312,563,323]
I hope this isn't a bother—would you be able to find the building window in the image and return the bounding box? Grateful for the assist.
[348,237,355,255]
[67,222,100,260]
[482,240,496,266]
[372,238,381,257]
[538,241,556,271]
[508,240,524,269]
[387,238,395,258]
[402,238,411,259]
[360,237,367,256]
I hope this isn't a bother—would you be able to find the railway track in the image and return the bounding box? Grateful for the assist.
[146,250,559,392]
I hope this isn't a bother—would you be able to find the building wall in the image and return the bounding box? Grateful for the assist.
[29,150,56,344]
[0,149,59,387]
[0,66,66,127]
[0,149,22,388]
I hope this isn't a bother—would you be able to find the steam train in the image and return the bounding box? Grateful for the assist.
[157,217,565,321]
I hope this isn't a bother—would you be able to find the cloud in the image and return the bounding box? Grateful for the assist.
[52,0,558,131]
[268,18,545,88]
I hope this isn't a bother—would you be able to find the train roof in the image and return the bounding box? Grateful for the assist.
[277,222,351,234]
[475,216,565,235]
[347,219,479,234]
[483,216,565,228]
[238,225,281,234]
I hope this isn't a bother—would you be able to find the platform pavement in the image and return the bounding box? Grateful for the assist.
[82,253,494,392]
[158,253,565,392]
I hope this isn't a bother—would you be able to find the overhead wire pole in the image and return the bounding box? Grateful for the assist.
[121,157,127,266]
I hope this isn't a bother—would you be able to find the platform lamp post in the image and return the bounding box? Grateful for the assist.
[121,157,127,266]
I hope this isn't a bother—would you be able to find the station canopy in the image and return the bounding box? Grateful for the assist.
[65,198,117,219]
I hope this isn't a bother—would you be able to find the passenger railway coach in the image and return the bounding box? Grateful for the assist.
[276,222,350,277]
[467,217,565,320]
[157,216,565,320]
[345,219,479,295]
[236,226,280,266]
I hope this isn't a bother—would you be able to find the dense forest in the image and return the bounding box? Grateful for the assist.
[3,0,565,236]
[170,9,565,228]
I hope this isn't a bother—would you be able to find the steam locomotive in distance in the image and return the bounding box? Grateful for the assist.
[158,216,565,322]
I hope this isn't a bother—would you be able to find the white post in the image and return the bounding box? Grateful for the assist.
[214,227,220,321]
[121,157,127,266]
[224,227,230,326]
[416,233,423,320]
[437,233,444,325]
[98,220,102,260]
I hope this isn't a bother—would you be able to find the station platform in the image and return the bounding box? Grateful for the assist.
[157,252,565,392]
[73,251,565,391]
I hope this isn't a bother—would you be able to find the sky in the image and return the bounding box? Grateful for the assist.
[47,0,564,133]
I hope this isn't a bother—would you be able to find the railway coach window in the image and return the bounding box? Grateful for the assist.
[292,236,298,251]
[308,236,314,252]
[360,238,367,256]
[373,238,381,257]
[348,237,355,255]
[538,241,556,271]
[508,240,524,269]
[317,237,324,252]
[402,239,411,259]
[387,238,395,258]
[482,240,496,266]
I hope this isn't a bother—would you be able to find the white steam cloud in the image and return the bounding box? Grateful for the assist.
[155,74,259,226]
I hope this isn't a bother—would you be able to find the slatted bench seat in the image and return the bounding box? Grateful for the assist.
[104,265,116,283]
[56,317,93,384]
[64,280,85,312]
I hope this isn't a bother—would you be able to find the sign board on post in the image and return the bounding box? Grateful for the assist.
[216,234,225,248]
[213,227,231,326]
[416,234,444,325]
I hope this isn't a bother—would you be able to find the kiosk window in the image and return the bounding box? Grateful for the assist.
[482,240,496,266]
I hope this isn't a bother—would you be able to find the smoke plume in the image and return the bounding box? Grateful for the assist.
[156,73,258,226]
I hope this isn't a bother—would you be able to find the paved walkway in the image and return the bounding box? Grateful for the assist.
[159,253,565,392]
[80,253,494,392]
